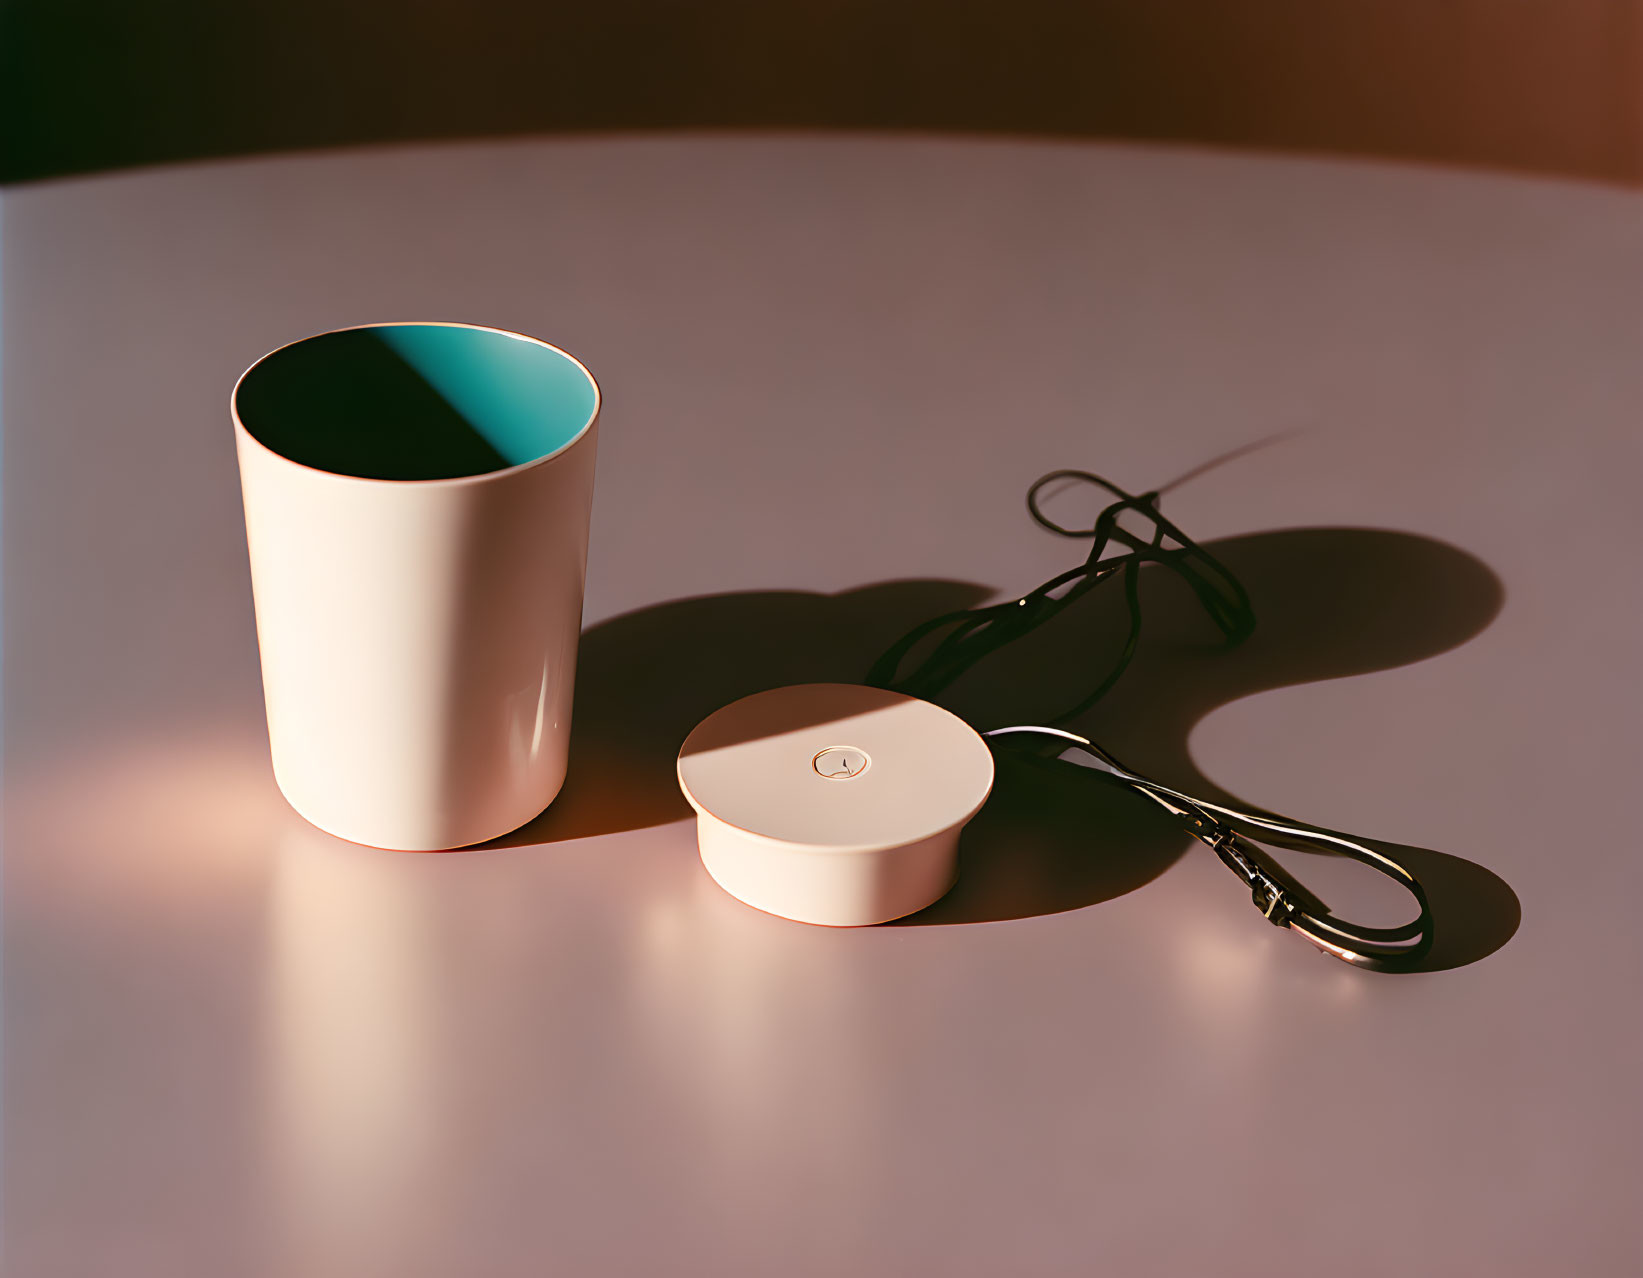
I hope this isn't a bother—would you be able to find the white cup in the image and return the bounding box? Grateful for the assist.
[232,321,600,850]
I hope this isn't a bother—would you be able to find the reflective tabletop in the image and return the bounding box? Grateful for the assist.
[4,135,1639,1276]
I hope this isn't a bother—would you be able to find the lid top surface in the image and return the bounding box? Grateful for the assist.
[677,684,995,852]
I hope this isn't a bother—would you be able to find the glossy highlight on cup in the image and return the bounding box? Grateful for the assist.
[233,322,600,850]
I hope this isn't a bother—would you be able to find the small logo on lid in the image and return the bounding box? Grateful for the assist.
[813,747,870,780]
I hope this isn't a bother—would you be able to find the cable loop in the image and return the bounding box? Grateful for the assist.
[870,469,1254,724]
[868,467,1432,968]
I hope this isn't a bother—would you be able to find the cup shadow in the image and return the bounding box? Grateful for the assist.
[484,527,1519,973]
[480,579,995,846]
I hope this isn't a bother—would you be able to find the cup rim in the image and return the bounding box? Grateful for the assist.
[230,320,601,487]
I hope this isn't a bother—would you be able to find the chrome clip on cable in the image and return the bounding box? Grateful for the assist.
[984,725,1433,969]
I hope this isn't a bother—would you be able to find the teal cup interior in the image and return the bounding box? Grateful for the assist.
[234,323,598,481]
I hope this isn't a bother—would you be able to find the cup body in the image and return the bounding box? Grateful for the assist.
[232,322,599,850]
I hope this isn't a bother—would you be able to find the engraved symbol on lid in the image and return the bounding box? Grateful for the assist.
[812,747,870,780]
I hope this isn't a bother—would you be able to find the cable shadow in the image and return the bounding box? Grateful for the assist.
[480,526,1517,971]
[898,526,1518,972]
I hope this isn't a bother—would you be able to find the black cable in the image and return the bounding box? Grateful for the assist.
[985,725,1432,969]
[867,468,1431,969]
[868,471,1254,723]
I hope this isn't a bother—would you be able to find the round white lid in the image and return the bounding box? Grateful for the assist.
[676,683,995,854]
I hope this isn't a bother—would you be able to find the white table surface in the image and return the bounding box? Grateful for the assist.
[4,134,1640,1276]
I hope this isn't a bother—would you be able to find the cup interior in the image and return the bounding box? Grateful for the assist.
[234,324,598,480]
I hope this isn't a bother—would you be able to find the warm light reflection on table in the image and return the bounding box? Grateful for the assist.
[263,820,446,1277]
[7,133,1634,1275]
[7,722,283,915]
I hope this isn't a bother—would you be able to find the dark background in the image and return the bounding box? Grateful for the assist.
[3,0,1639,186]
